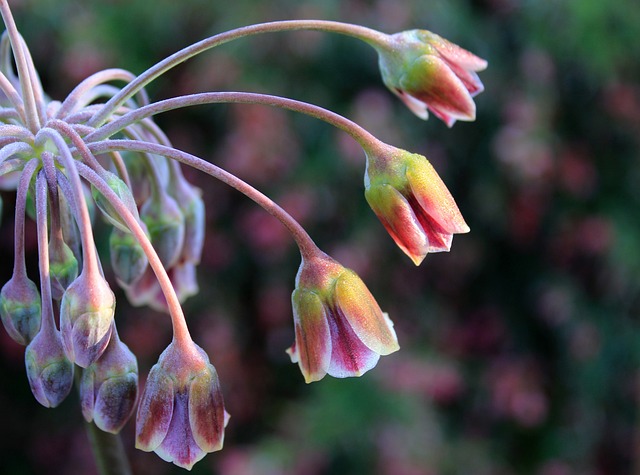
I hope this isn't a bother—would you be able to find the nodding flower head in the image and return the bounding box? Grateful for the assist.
[364,144,469,265]
[0,274,42,345]
[287,252,399,383]
[377,29,487,126]
[136,340,229,470]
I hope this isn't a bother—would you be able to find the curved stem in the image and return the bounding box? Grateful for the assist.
[87,20,389,128]
[74,161,193,348]
[85,92,385,154]
[34,171,56,335]
[35,128,100,276]
[12,158,39,277]
[0,70,25,120]
[0,0,40,132]
[87,139,321,262]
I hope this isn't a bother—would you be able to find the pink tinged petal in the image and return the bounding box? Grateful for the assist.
[333,270,399,356]
[393,89,429,120]
[94,373,138,434]
[406,157,470,235]
[326,305,381,378]
[429,34,488,72]
[136,366,174,452]
[401,55,477,123]
[68,315,113,368]
[288,289,332,383]
[156,391,206,470]
[365,183,429,265]
[188,367,227,453]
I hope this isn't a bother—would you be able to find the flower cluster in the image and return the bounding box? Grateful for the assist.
[0,0,485,471]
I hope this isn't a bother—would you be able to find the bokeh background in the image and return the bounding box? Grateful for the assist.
[1,0,640,474]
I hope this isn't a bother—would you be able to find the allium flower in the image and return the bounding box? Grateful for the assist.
[365,144,469,265]
[80,326,138,434]
[287,252,399,383]
[136,340,229,470]
[377,29,487,126]
[0,274,42,345]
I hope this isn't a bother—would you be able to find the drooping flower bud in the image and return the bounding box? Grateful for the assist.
[25,321,74,408]
[376,29,487,126]
[109,224,149,287]
[364,144,469,265]
[136,340,229,470]
[92,170,140,232]
[140,193,185,269]
[60,270,115,367]
[80,326,138,434]
[0,274,42,345]
[286,252,399,383]
[168,164,205,265]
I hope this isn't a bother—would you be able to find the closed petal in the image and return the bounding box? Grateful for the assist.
[94,373,138,434]
[289,289,331,383]
[188,366,226,453]
[366,183,429,265]
[401,55,477,122]
[156,391,205,470]
[80,367,96,422]
[327,306,381,378]
[136,366,174,452]
[406,156,469,235]
[333,270,399,356]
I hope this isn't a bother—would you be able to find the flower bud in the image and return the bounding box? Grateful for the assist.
[92,170,139,232]
[140,193,185,269]
[0,274,42,345]
[109,225,149,287]
[377,30,487,126]
[287,252,399,383]
[25,325,74,408]
[60,271,115,367]
[80,327,138,434]
[364,145,469,265]
[49,238,79,300]
[136,340,229,470]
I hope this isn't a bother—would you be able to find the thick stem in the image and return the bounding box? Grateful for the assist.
[85,92,385,155]
[87,20,389,128]
[73,161,193,347]
[85,421,132,475]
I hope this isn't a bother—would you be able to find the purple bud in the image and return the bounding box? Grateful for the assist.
[60,271,115,367]
[0,274,42,345]
[25,325,74,408]
[80,328,138,434]
[136,340,228,470]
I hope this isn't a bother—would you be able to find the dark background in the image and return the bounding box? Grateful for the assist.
[1,0,640,474]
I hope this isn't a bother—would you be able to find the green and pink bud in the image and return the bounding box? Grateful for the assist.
[60,271,115,368]
[377,29,487,127]
[92,170,140,232]
[25,324,74,408]
[80,326,138,434]
[136,340,229,470]
[48,238,79,300]
[109,225,149,287]
[287,253,399,383]
[140,193,185,269]
[0,274,42,345]
[364,145,469,265]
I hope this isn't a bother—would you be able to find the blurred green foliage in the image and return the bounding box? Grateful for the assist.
[1,0,640,474]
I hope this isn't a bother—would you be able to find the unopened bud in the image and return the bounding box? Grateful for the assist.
[25,325,74,408]
[49,238,79,300]
[140,193,185,268]
[110,225,149,287]
[60,271,115,368]
[80,328,138,434]
[0,274,42,345]
[92,170,139,232]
